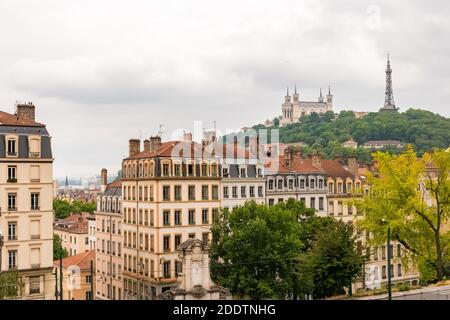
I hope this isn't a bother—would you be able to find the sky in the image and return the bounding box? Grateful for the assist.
[0,0,448,178]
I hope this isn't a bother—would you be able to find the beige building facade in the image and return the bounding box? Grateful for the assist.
[53,213,94,257]
[0,102,54,299]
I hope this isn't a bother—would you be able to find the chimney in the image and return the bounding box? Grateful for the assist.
[347,156,358,176]
[101,168,107,192]
[312,152,321,168]
[183,131,193,142]
[16,102,35,122]
[284,148,293,167]
[233,136,238,159]
[149,136,162,152]
[143,139,150,152]
[77,216,84,228]
[129,139,140,157]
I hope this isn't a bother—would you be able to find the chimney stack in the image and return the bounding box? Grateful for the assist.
[346,156,358,176]
[143,139,150,152]
[129,139,141,157]
[101,168,107,192]
[284,148,293,167]
[16,102,35,122]
[149,136,162,152]
[312,152,322,168]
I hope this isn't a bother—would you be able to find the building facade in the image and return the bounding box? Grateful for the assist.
[0,102,54,299]
[95,173,123,300]
[265,149,328,216]
[280,86,333,126]
[121,136,221,299]
[53,213,94,256]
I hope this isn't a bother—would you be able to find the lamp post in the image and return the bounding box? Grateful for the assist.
[381,219,392,300]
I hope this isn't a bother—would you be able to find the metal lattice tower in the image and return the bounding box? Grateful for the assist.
[381,54,398,111]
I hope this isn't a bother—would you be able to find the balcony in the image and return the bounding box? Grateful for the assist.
[29,152,41,158]
[31,263,41,269]
[7,178,17,183]
[31,234,41,240]
[8,207,17,212]
[31,206,40,211]
[7,152,17,157]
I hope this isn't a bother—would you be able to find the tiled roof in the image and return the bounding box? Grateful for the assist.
[54,250,95,270]
[320,159,355,179]
[125,141,207,160]
[265,155,325,174]
[0,111,45,127]
[53,214,90,234]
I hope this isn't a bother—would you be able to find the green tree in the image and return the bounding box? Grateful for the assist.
[210,200,314,299]
[53,234,68,261]
[295,219,364,299]
[356,147,450,283]
[53,199,72,219]
[0,271,23,299]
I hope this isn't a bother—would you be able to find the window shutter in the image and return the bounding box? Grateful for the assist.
[30,165,40,182]
[30,248,41,267]
[30,220,40,238]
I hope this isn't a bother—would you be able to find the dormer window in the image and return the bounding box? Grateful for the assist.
[28,137,41,158]
[162,163,170,177]
[174,163,181,176]
[257,168,262,177]
[240,167,246,178]
[187,163,195,176]
[211,163,217,176]
[7,139,17,157]
[222,167,229,178]
[201,163,208,176]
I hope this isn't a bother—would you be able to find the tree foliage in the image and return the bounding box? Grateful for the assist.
[211,200,364,299]
[0,271,23,299]
[53,199,96,219]
[53,234,69,261]
[356,147,450,283]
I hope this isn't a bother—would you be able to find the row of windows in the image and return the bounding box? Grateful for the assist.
[223,185,264,199]
[267,177,325,191]
[5,220,41,241]
[122,184,220,202]
[268,197,325,211]
[98,196,121,213]
[97,281,122,300]
[328,181,362,194]
[97,258,122,281]
[4,192,40,211]
[222,166,263,178]
[97,239,122,257]
[123,255,183,280]
[5,248,41,270]
[123,160,219,179]
[4,136,41,158]
[98,218,122,235]
[328,201,358,216]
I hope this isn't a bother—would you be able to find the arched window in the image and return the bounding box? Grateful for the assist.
[299,179,305,189]
[268,179,274,190]
[310,179,315,189]
[277,179,283,190]
[318,179,323,189]
[288,179,293,190]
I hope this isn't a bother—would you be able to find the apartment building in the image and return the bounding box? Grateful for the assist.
[265,149,327,216]
[54,250,95,300]
[53,213,94,256]
[121,136,221,299]
[95,171,123,300]
[0,102,54,299]
[217,142,265,210]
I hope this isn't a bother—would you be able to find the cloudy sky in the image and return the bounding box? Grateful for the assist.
[0,0,448,178]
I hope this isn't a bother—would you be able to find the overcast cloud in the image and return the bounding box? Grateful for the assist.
[0,0,448,178]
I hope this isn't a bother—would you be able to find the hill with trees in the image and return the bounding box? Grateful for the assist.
[251,108,450,163]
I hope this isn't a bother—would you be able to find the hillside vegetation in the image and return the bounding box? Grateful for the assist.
[251,109,450,163]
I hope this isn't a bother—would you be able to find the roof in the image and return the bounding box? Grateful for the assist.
[125,141,209,160]
[298,101,328,108]
[177,238,204,251]
[53,214,90,234]
[320,159,355,179]
[104,180,122,196]
[265,155,325,174]
[54,250,95,270]
[0,111,45,127]
[364,140,402,145]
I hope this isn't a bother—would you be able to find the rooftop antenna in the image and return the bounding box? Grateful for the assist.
[158,124,164,137]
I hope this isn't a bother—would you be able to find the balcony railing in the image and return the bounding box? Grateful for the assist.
[29,152,41,158]
[8,207,17,212]
[31,206,40,211]
[7,178,17,183]
[7,152,17,157]
[31,234,41,240]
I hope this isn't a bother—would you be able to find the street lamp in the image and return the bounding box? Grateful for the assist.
[381,218,392,300]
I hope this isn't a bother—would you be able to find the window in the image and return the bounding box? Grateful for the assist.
[175,235,182,249]
[310,197,315,209]
[212,185,219,200]
[212,208,218,222]
[348,205,353,215]
[338,201,343,216]
[7,139,17,156]
[175,261,183,277]
[188,233,195,239]
[389,245,394,259]
[381,246,386,260]
[150,210,154,226]
[268,180,274,190]
[257,168,262,177]
[7,166,17,182]
[8,193,17,211]
[337,183,343,193]
[268,199,274,206]
[318,197,324,211]
[163,210,170,226]
[299,179,305,189]
[211,164,217,176]
[86,275,92,284]
[202,185,209,200]
[223,186,229,198]
[31,193,40,210]
[174,164,181,176]
[163,186,170,201]
[8,222,17,240]
[288,179,293,190]
[188,185,195,201]
[277,179,283,190]
[328,182,334,193]
[174,185,182,201]
[374,247,378,261]
[397,264,402,277]
[318,179,323,189]
[241,186,246,198]
[8,250,17,269]
[162,163,170,176]
[174,210,181,225]
[187,163,194,176]
[163,236,170,252]
[201,164,208,176]
[347,182,352,193]
[249,186,255,197]
[222,167,229,178]
[163,261,171,278]
[258,186,263,197]
[310,179,315,189]
[232,187,238,198]
[202,232,209,245]
[202,209,209,224]
[188,209,195,225]
[240,168,246,177]
[29,276,40,294]
[397,244,402,258]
